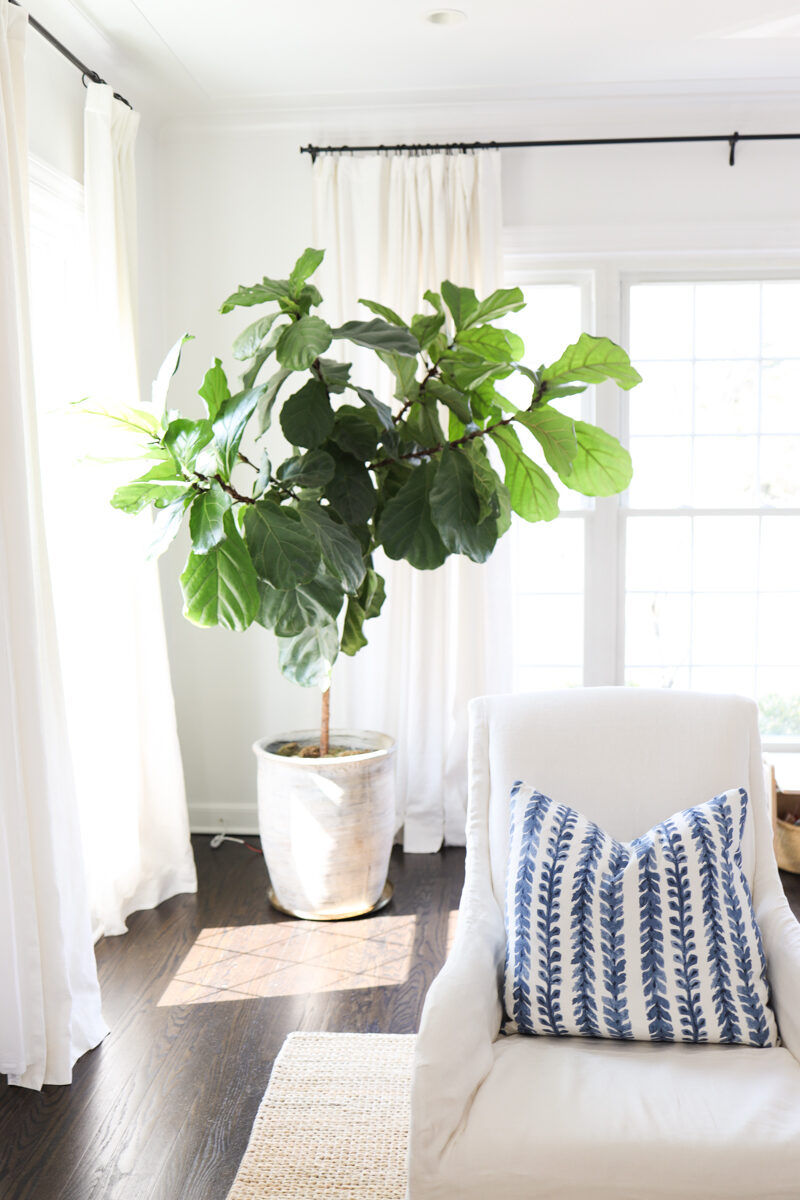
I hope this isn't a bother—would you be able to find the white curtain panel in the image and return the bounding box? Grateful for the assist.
[312,151,513,852]
[0,2,107,1089]
[50,82,197,937]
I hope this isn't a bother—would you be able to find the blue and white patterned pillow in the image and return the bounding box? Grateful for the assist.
[503,784,777,1046]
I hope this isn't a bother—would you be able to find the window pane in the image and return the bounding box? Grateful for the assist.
[758,670,800,737]
[628,436,692,508]
[692,516,759,593]
[628,284,694,359]
[691,593,757,666]
[694,282,760,359]
[626,516,691,592]
[628,361,693,436]
[692,437,757,508]
[626,593,691,667]
[760,517,800,590]
[761,282,800,357]
[759,437,800,506]
[514,594,583,668]
[761,361,800,433]
[694,361,758,435]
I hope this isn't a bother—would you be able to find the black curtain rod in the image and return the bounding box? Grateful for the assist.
[9,0,133,110]
[301,131,800,168]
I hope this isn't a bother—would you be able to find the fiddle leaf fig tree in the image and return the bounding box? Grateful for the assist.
[107,248,641,753]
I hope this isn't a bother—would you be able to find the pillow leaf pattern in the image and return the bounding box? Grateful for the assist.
[503,785,777,1046]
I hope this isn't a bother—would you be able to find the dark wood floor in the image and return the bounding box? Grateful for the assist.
[0,839,465,1200]
[1,847,799,1200]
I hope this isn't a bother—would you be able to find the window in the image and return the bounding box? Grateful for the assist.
[504,278,591,691]
[506,260,800,776]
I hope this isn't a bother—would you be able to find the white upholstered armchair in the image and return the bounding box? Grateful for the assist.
[408,689,800,1200]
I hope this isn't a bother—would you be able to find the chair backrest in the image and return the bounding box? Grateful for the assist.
[468,688,769,912]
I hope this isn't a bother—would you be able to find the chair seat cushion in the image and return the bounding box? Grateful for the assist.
[443,1035,800,1200]
[503,784,777,1046]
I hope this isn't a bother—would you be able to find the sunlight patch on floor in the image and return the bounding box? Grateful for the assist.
[157,913,418,1006]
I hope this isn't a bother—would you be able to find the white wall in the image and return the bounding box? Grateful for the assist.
[152,89,800,833]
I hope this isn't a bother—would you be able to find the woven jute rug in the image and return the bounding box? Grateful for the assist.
[226,1031,415,1199]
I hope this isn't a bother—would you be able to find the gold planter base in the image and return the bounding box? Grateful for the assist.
[267,880,394,922]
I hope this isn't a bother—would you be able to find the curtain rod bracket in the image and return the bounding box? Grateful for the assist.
[728,131,740,167]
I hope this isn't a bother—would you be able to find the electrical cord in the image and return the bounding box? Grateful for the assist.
[209,832,263,854]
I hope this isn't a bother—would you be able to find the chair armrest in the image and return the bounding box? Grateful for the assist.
[759,895,800,1062]
[408,885,505,1188]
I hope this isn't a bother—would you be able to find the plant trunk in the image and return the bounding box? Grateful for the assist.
[320,686,330,757]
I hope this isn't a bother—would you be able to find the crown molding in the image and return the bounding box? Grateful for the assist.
[158,79,800,141]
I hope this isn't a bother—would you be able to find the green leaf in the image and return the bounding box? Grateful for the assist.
[339,569,387,657]
[425,377,472,425]
[232,312,282,361]
[180,509,259,630]
[377,460,449,570]
[289,247,325,289]
[330,408,379,459]
[189,483,232,554]
[360,567,386,620]
[257,574,343,637]
[243,502,321,589]
[341,597,368,657]
[163,417,213,470]
[111,461,191,514]
[376,350,419,400]
[423,289,443,315]
[317,358,351,393]
[332,319,419,357]
[465,287,525,329]
[213,386,264,478]
[410,312,446,352]
[324,452,377,525]
[541,333,642,392]
[253,449,272,498]
[441,355,511,393]
[242,321,290,390]
[358,298,408,327]
[429,446,498,563]
[277,622,339,689]
[404,401,445,449]
[456,326,524,363]
[197,358,230,420]
[349,384,393,431]
[562,421,633,496]
[441,282,479,331]
[473,380,518,419]
[515,407,578,478]
[463,440,509,523]
[152,333,193,418]
[255,368,293,435]
[146,496,190,560]
[296,501,366,594]
[220,278,293,314]
[490,424,559,523]
[279,379,335,448]
[276,449,336,489]
[275,316,333,371]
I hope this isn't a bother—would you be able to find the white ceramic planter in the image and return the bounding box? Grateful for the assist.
[253,728,396,920]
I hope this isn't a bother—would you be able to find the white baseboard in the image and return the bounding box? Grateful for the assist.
[189,803,259,836]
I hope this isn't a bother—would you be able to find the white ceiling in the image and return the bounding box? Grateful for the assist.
[26,0,800,118]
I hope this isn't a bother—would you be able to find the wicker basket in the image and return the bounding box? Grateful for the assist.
[775,789,800,874]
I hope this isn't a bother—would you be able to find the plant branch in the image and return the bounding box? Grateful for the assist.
[194,471,257,505]
[368,412,516,471]
[392,359,439,425]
